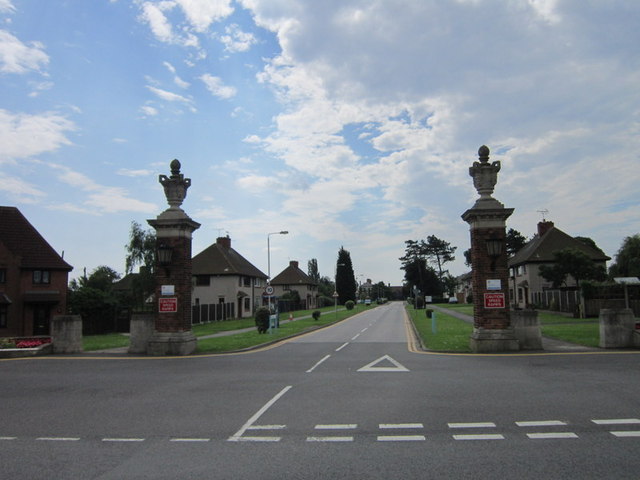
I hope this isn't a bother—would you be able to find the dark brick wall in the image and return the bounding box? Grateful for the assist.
[154,236,193,333]
[469,226,511,329]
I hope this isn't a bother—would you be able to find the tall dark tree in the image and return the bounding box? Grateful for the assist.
[506,228,527,256]
[574,236,606,255]
[609,234,640,278]
[335,246,357,304]
[307,258,320,283]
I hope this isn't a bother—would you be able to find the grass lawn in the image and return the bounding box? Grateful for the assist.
[83,333,130,351]
[406,305,473,352]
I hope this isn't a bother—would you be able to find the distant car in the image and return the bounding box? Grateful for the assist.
[364,298,372,305]
[448,297,458,303]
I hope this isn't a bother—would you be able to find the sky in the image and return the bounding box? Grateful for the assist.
[1,0,639,287]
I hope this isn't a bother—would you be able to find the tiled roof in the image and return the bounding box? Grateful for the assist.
[192,237,267,278]
[509,226,610,266]
[0,206,73,271]
[271,261,316,286]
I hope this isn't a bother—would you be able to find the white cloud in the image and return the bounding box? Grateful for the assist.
[46,162,158,214]
[0,1,15,14]
[200,73,237,99]
[0,109,75,162]
[146,85,196,111]
[140,105,159,116]
[0,175,45,203]
[175,0,233,32]
[220,23,256,52]
[117,168,154,177]
[0,29,49,74]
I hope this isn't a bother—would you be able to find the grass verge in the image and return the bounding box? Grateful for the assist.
[406,305,473,352]
[196,307,363,353]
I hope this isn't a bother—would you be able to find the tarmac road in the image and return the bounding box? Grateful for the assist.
[1,302,639,479]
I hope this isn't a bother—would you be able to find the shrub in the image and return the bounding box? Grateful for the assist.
[426,309,433,318]
[312,310,321,321]
[254,307,270,334]
[345,300,355,310]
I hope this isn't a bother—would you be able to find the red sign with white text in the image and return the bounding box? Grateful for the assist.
[484,293,505,309]
[159,297,178,313]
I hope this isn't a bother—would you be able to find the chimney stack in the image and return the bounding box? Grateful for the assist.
[217,236,231,249]
[537,221,554,237]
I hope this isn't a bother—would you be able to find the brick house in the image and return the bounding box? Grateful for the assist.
[508,221,610,309]
[0,207,73,336]
[270,260,318,310]
[191,236,267,319]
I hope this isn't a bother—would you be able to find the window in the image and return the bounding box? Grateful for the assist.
[0,269,6,283]
[254,278,262,287]
[0,305,7,328]
[33,270,50,284]
[243,276,251,287]
[244,297,250,310]
[195,275,210,286]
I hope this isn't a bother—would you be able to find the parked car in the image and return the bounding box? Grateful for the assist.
[448,297,458,303]
[364,298,372,305]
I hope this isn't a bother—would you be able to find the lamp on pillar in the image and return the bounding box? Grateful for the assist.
[157,244,173,264]
[486,237,503,271]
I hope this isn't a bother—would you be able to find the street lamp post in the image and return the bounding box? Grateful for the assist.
[267,231,288,314]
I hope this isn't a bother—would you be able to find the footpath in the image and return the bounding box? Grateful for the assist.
[428,304,598,353]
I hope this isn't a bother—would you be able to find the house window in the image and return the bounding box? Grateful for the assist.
[254,278,262,287]
[244,297,250,310]
[0,305,7,328]
[33,270,50,284]
[195,275,210,286]
[243,276,251,287]
[0,269,6,283]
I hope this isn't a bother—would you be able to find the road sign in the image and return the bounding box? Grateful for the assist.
[265,285,274,295]
[484,293,505,309]
[159,297,178,313]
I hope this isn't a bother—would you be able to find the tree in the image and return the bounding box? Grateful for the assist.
[335,246,357,304]
[125,221,156,274]
[68,266,122,334]
[307,258,320,283]
[423,235,456,280]
[506,228,527,256]
[124,221,156,312]
[608,234,640,278]
[442,273,459,298]
[539,248,607,317]
[399,237,455,294]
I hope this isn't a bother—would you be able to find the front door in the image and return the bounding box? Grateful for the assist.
[33,305,50,335]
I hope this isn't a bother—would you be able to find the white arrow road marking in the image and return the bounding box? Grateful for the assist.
[357,355,409,372]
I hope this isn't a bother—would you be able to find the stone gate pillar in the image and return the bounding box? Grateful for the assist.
[147,159,200,355]
[461,146,519,352]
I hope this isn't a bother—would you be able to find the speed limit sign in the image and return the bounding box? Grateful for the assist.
[265,285,274,295]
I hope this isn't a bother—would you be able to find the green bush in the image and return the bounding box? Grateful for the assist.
[345,300,355,310]
[426,309,433,318]
[312,310,321,321]
[254,307,270,334]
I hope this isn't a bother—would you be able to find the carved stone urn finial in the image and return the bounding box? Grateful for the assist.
[469,145,501,204]
[159,159,191,209]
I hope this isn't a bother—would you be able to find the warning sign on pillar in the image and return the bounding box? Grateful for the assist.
[484,293,505,309]
[159,297,178,313]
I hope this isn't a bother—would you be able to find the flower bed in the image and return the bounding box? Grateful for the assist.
[0,336,53,358]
